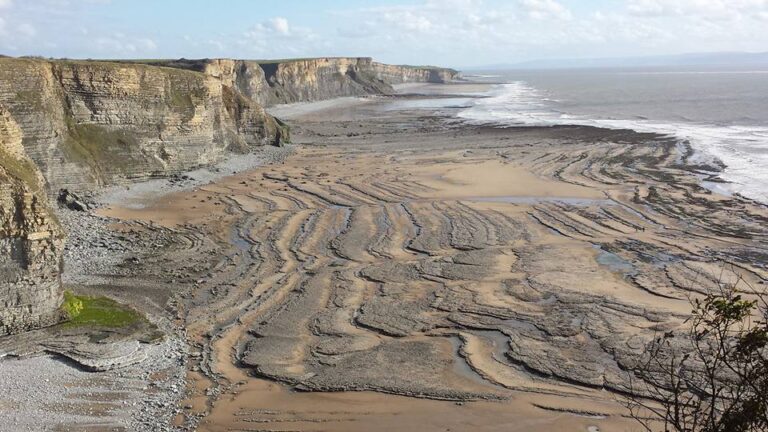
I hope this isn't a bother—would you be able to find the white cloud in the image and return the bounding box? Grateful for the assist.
[270,17,290,35]
[333,0,520,45]
[240,17,321,57]
[247,18,286,38]
[0,0,11,9]
[519,0,572,20]
[628,0,768,20]
[246,17,295,38]
[95,34,157,55]
[381,10,434,32]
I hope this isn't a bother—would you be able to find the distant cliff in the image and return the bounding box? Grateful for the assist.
[131,57,461,106]
[370,62,459,85]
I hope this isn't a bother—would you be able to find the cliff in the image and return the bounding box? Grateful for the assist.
[0,57,456,192]
[0,58,288,192]
[0,57,290,335]
[208,57,393,106]
[370,62,459,85]
[0,106,65,335]
[128,57,461,106]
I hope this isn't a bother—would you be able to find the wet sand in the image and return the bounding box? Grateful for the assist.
[96,83,768,431]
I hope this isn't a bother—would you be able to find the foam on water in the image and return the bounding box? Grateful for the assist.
[383,97,475,111]
[458,82,768,204]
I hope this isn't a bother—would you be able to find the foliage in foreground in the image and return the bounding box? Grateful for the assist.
[626,274,768,432]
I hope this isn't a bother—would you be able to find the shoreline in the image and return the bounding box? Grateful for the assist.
[456,80,768,205]
[1,83,766,431]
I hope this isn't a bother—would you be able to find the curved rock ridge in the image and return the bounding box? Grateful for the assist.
[0,106,65,336]
[0,57,289,192]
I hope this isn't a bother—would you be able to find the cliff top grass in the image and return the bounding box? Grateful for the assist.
[62,291,145,328]
[0,57,206,79]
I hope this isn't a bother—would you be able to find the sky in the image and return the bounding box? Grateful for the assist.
[0,0,767,67]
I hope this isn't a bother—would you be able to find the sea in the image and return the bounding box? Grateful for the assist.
[456,67,768,204]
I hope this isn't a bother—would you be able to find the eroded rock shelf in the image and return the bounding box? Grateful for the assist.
[90,93,766,430]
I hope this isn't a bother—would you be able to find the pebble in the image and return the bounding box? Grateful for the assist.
[1,146,295,431]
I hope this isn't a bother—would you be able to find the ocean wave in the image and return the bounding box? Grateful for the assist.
[458,82,768,204]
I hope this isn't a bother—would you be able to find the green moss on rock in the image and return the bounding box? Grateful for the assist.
[62,291,144,328]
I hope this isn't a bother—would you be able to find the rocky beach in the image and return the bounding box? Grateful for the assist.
[0,78,768,431]
[1,64,767,431]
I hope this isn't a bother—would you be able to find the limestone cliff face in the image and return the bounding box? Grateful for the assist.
[146,57,460,107]
[253,58,396,105]
[0,58,288,192]
[0,107,65,336]
[370,62,460,85]
[203,59,273,106]
[199,57,391,106]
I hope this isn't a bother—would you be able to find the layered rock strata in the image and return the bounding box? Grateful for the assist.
[371,61,459,84]
[0,58,288,192]
[130,57,461,106]
[0,107,65,335]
